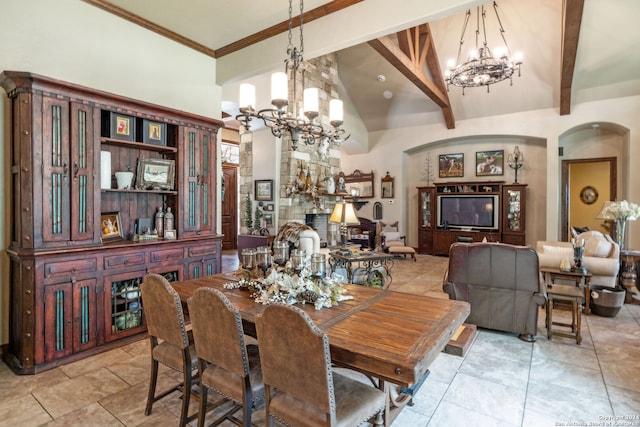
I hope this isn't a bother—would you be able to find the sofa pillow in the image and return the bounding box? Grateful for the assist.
[380,221,399,232]
[542,245,573,258]
[584,235,613,258]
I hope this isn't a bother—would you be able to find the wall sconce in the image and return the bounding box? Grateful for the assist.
[507,146,524,184]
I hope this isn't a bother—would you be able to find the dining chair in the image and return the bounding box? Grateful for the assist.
[187,287,264,427]
[255,304,386,427]
[140,273,198,427]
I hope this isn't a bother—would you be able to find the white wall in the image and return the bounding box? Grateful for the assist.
[341,96,640,249]
[0,0,221,346]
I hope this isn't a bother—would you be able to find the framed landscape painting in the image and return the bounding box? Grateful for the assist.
[476,150,504,176]
[439,153,464,178]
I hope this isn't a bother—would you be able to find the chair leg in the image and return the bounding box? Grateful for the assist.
[179,369,192,427]
[198,381,208,427]
[145,358,159,416]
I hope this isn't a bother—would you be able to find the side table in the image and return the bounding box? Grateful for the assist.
[546,284,584,345]
[540,267,592,314]
[328,251,394,288]
[620,249,640,303]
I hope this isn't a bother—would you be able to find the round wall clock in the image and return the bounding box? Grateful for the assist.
[580,186,598,205]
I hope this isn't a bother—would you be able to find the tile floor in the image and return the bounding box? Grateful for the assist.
[1,251,640,426]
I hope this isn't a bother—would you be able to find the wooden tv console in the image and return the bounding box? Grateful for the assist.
[417,181,527,256]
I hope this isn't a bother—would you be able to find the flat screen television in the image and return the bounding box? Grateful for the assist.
[437,194,499,230]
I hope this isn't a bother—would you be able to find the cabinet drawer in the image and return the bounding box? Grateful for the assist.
[187,245,218,258]
[44,258,98,279]
[104,252,146,269]
[150,248,184,263]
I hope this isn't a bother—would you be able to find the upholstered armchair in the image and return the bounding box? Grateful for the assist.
[443,242,546,342]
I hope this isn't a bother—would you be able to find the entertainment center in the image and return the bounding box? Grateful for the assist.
[417,181,526,256]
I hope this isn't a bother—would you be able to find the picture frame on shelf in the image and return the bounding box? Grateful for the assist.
[265,203,274,211]
[136,158,175,190]
[142,119,166,146]
[255,179,274,201]
[164,229,177,240]
[101,212,123,243]
[109,112,135,141]
[475,150,504,176]
[439,153,464,178]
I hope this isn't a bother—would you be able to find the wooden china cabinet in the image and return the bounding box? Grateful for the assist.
[1,71,223,374]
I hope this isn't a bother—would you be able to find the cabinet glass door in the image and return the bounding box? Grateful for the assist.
[507,189,523,232]
[420,190,432,228]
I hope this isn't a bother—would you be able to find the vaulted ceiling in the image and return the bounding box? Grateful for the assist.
[84,0,640,134]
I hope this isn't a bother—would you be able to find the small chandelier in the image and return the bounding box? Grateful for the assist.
[235,0,349,150]
[445,1,523,94]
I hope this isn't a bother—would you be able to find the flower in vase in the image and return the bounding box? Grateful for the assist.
[602,200,640,222]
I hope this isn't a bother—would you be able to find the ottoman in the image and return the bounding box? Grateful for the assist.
[388,246,416,261]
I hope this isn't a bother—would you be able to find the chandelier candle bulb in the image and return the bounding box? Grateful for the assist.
[271,72,288,107]
[329,99,343,123]
[303,88,319,116]
[239,83,256,111]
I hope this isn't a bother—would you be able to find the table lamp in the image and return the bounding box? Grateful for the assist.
[330,200,359,255]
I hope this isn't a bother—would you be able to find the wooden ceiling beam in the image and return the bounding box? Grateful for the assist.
[83,0,362,58]
[372,24,455,129]
[216,0,363,57]
[560,0,585,115]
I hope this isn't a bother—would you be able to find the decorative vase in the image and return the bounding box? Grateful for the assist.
[100,151,112,189]
[617,219,626,252]
[115,171,134,190]
[325,177,335,194]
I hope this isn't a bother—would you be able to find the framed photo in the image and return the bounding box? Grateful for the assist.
[439,154,464,178]
[255,179,273,201]
[164,229,177,240]
[109,112,135,141]
[476,150,504,176]
[263,214,273,227]
[142,119,167,146]
[136,158,175,190]
[265,204,274,211]
[101,212,123,242]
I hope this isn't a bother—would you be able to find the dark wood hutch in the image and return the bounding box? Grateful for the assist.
[1,71,224,374]
[417,181,526,256]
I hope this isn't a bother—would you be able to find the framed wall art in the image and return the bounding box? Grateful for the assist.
[255,179,274,201]
[439,153,464,178]
[101,212,123,242]
[142,119,166,146]
[109,112,135,141]
[476,150,504,176]
[135,158,175,190]
[263,213,273,227]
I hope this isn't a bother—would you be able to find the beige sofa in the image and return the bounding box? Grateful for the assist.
[536,230,619,288]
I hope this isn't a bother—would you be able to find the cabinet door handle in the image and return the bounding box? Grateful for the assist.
[62,162,68,180]
[73,162,79,179]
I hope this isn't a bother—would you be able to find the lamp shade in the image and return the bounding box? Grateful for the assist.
[271,72,288,104]
[330,201,359,225]
[596,201,615,220]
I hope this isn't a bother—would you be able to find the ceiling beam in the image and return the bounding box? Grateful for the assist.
[560,0,585,115]
[371,24,455,129]
[216,0,363,58]
[83,0,362,58]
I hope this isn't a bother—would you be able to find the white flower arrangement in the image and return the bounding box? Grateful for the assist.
[603,200,640,222]
[224,256,352,310]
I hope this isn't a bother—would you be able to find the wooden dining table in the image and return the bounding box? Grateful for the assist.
[172,272,470,425]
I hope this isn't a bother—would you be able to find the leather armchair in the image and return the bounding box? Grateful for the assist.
[443,242,546,342]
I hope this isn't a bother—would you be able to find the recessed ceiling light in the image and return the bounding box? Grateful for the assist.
[383,90,393,99]
[377,74,386,83]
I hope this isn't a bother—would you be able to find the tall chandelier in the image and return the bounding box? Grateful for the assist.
[445,1,523,94]
[235,0,349,150]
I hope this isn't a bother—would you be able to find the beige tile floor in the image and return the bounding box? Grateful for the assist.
[2,250,640,426]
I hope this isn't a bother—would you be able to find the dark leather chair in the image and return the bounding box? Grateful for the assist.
[255,304,386,426]
[187,287,264,427]
[140,274,198,426]
[443,242,546,342]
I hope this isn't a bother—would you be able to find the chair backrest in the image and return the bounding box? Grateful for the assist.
[140,274,189,349]
[187,287,250,378]
[256,304,334,415]
[447,242,540,293]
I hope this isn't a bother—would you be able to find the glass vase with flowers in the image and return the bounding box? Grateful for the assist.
[602,200,640,252]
